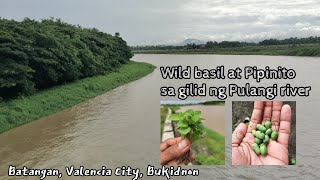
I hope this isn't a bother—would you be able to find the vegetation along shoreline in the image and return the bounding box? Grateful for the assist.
[0,61,156,134]
[132,37,320,57]
[0,18,156,134]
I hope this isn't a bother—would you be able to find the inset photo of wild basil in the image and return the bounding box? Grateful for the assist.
[232,101,296,165]
[160,101,225,165]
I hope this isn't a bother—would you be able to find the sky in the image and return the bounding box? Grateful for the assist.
[0,0,319,45]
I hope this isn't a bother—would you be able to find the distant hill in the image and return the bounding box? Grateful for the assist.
[177,38,206,46]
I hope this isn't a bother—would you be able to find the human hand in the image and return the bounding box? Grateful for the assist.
[232,101,291,165]
[160,137,194,165]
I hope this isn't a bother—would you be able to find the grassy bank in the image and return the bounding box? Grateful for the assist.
[202,101,225,106]
[0,61,156,134]
[134,44,320,57]
[192,128,225,165]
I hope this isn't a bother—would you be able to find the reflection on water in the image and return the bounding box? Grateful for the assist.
[0,54,319,179]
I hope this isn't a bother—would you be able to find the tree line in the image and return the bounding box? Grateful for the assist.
[132,36,320,50]
[0,18,132,99]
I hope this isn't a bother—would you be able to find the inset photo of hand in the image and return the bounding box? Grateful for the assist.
[160,101,225,165]
[232,101,296,165]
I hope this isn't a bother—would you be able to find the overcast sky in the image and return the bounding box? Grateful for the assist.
[0,0,319,45]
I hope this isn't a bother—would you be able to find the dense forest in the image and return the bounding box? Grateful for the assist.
[132,36,320,56]
[132,36,320,50]
[0,18,133,99]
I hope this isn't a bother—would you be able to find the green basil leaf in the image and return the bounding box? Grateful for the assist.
[190,114,200,124]
[168,113,181,121]
[177,120,188,128]
[178,126,191,135]
[199,117,206,121]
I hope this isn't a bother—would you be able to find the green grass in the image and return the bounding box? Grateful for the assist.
[0,61,156,134]
[202,101,225,106]
[134,44,320,57]
[192,128,225,165]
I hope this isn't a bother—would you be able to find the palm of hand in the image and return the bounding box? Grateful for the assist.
[232,101,291,165]
[233,131,288,165]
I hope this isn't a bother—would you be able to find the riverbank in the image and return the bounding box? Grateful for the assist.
[193,128,225,165]
[0,61,156,134]
[133,44,320,56]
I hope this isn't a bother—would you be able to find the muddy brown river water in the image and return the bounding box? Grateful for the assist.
[1,54,320,179]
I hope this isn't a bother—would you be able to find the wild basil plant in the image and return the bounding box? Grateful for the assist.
[169,109,205,142]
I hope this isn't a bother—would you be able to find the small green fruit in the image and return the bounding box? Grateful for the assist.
[260,143,267,156]
[252,130,256,136]
[290,158,296,165]
[265,128,272,136]
[255,137,262,144]
[264,121,272,129]
[263,134,270,144]
[257,124,266,132]
[255,131,265,140]
[252,143,260,155]
[271,131,278,140]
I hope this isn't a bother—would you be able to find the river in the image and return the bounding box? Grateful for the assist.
[0,54,320,179]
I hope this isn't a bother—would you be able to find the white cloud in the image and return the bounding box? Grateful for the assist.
[258,14,280,25]
[172,0,320,44]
